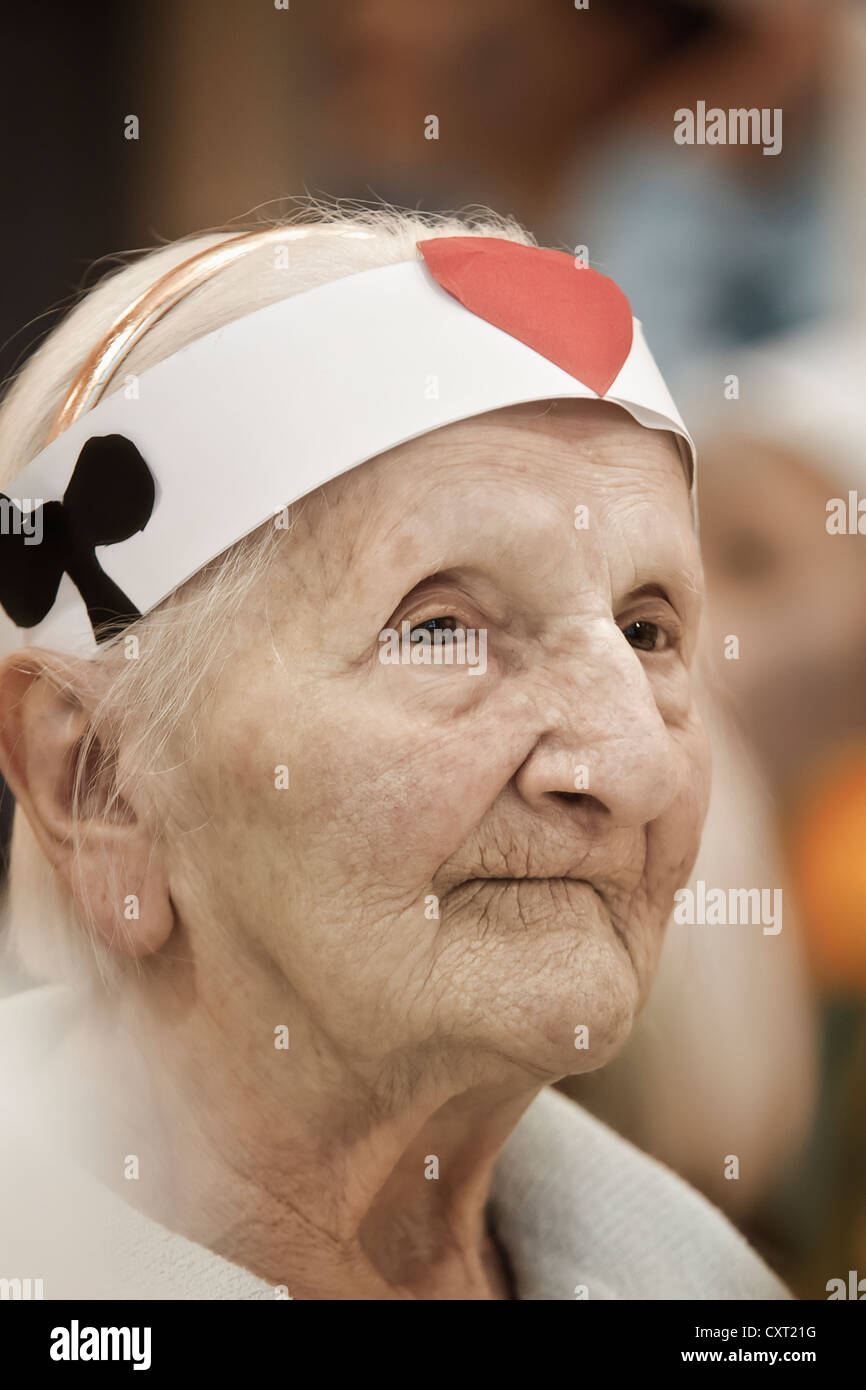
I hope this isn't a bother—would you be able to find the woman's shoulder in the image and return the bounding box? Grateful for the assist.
[0,983,276,1299]
[490,1084,793,1301]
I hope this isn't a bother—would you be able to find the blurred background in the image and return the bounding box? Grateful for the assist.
[1,0,864,1299]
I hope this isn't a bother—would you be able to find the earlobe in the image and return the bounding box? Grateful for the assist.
[68,834,175,960]
[0,652,174,959]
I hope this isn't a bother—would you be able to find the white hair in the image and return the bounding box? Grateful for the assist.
[0,200,536,988]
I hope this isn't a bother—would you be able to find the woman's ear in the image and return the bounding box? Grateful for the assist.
[0,651,174,958]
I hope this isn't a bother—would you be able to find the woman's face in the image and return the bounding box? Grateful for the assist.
[166,399,708,1082]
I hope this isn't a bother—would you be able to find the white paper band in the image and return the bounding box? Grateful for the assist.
[1,257,695,656]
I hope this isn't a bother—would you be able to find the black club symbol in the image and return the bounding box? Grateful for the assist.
[0,434,156,644]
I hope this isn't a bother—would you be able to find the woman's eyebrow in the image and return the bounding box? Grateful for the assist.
[388,566,513,622]
[622,573,703,610]
[626,582,672,603]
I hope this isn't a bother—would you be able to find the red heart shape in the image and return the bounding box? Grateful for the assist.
[417,237,633,397]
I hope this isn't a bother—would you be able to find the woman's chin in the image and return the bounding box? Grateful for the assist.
[433,897,647,1078]
[524,978,642,1078]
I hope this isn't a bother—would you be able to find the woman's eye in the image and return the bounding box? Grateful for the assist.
[410,616,461,637]
[622,619,668,652]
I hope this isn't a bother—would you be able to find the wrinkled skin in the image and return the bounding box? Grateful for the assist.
[182,399,708,1074]
[2,398,710,1298]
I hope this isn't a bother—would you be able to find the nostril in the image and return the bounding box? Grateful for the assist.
[552,791,606,813]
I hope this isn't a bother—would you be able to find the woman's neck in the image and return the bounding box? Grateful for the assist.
[57,979,539,1299]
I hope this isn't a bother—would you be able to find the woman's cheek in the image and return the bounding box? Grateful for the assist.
[369,639,502,719]
[291,680,522,890]
[666,718,712,881]
[644,657,694,728]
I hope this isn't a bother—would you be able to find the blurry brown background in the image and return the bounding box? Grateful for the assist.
[3,0,857,383]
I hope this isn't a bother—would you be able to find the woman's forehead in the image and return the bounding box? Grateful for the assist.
[324,397,689,512]
[442,397,685,463]
[294,401,699,606]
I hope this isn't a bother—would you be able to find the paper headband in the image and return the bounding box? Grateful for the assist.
[0,234,695,657]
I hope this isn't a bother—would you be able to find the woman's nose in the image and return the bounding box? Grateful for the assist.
[514,624,679,828]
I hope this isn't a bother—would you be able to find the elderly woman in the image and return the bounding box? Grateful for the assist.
[0,208,789,1300]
